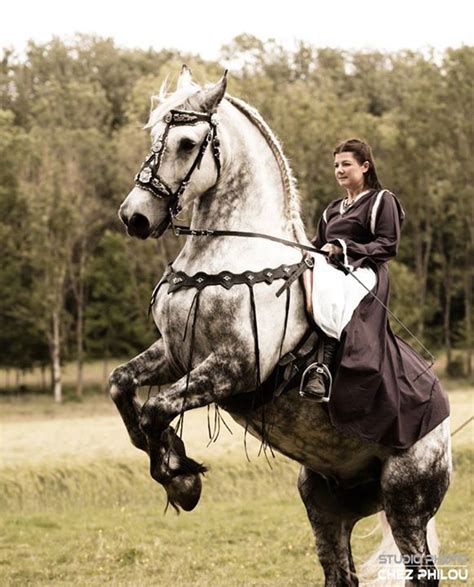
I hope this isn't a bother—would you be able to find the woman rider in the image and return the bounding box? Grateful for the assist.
[300,138,449,448]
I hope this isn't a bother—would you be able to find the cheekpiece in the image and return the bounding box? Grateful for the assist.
[133,108,222,217]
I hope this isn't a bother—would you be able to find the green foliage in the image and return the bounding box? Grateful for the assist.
[85,230,156,358]
[388,261,423,336]
[0,35,472,383]
[0,110,48,367]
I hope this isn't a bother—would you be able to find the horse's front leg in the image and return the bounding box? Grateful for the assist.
[139,351,250,511]
[109,338,177,452]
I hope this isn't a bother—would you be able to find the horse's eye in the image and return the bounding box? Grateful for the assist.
[180,138,196,152]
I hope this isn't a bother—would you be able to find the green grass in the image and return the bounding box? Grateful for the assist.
[0,456,323,586]
[1,451,473,585]
[1,389,472,585]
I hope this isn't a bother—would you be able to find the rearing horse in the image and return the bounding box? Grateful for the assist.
[110,67,451,586]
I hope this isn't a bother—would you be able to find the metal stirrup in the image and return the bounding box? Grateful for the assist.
[299,362,333,403]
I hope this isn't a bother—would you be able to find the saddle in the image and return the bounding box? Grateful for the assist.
[221,329,323,413]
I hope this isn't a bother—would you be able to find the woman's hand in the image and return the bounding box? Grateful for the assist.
[321,243,343,259]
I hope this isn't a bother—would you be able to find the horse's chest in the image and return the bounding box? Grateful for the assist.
[152,286,244,358]
[152,280,306,382]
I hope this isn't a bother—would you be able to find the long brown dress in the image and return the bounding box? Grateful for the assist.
[311,189,450,449]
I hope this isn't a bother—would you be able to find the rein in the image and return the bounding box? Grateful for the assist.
[170,221,436,367]
[138,106,435,378]
[172,223,330,256]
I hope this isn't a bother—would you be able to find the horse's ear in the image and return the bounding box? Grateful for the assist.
[201,71,228,113]
[177,64,194,89]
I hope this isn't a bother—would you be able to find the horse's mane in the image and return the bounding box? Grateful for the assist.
[146,83,308,244]
[225,95,307,244]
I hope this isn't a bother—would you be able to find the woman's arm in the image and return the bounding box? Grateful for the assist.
[330,192,403,266]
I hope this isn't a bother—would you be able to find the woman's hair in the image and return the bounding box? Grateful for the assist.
[333,138,382,190]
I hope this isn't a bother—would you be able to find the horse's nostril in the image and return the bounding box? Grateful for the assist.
[128,213,150,237]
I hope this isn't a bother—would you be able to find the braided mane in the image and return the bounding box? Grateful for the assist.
[146,83,308,244]
[225,95,308,244]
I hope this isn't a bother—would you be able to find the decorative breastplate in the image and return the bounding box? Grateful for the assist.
[150,259,310,307]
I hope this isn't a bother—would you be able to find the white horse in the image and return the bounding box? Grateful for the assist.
[110,67,451,586]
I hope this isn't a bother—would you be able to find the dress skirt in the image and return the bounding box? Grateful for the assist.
[311,254,377,340]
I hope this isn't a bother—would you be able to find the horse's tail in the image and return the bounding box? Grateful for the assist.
[358,512,439,586]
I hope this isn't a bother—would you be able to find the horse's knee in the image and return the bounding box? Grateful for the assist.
[139,397,169,437]
[108,364,138,401]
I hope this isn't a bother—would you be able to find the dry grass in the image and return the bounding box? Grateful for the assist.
[0,358,124,391]
[0,384,472,586]
[2,386,472,468]
[2,351,471,392]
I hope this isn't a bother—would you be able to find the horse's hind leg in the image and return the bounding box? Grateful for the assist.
[298,466,381,586]
[381,419,452,586]
[109,338,176,451]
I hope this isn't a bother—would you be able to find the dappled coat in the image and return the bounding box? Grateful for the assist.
[311,189,450,449]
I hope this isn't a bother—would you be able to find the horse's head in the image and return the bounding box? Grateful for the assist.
[119,66,227,239]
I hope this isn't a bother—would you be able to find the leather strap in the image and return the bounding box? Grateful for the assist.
[134,109,221,216]
[160,262,305,294]
[173,224,330,257]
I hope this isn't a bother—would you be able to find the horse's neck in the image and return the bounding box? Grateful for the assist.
[176,105,304,272]
[199,109,288,231]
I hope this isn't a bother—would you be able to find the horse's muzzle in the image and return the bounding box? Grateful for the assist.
[126,213,151,239]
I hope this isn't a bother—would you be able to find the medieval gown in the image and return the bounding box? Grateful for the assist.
[310,189,449,449]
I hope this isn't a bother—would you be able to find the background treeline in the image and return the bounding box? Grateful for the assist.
[0,34,472,400]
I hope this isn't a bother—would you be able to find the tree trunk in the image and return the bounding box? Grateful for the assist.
[75,251,85,398]
[410,173,436,341]
[52,308,62,403]
[41,364,46,392]
[443,263,452,366]
[102,355,109,393]
[414,229,427,338]
[76,306,84,397]
[465,268,472,377]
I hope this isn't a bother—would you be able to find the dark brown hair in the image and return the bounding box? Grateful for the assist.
[333,138,382,190]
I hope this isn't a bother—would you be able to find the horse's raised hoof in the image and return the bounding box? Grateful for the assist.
[158,428,208,512]
[165,472,203,512]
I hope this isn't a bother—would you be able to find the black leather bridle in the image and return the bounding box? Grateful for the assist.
[134,109,221,216]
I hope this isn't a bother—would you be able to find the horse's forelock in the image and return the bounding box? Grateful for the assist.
[146,79,231,130]
[146,85,202,129]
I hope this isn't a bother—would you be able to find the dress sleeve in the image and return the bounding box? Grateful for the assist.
[310,208,328,249]
[330,191,404,267]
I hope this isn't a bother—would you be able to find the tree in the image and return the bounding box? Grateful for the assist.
[0,109,49,375]
[85,230,157,385]
[1,36,472,396]
[441,47,474,373]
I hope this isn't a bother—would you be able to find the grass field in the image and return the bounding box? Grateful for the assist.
[1,381,472,586]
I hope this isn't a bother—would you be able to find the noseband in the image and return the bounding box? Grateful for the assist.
[134,109,221,216]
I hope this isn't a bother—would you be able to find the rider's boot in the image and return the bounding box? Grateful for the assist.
[299,335,338,402]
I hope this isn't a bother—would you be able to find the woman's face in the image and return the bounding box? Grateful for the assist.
[334,151,369,192]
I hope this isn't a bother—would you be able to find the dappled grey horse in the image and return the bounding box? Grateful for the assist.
[110,67,451,586]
